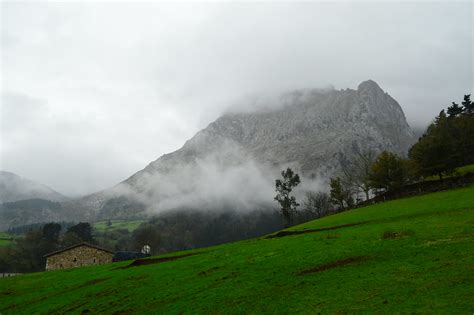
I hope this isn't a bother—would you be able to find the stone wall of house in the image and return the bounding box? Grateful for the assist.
[46,245,113,271]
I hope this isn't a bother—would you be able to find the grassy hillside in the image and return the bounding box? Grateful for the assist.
[0,232,13,247]
[93,219,145,233]
[1,186,474,313]
[425,163,474,181]
[458,164,474,175]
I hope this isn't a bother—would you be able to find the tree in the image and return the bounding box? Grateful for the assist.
[302,191,332,219]
[274,168,301,226]
[0,247,13,273]
[9,229,55,272]
[132,224,161,255]
[342,150,376,201]
[61,231,84,247]
[462,94,473,113]
[369,151,408,193]
[409,111,458,180]
[454,113,474,166]
[1,223,66,273]
[42,222,61,242]
[65,222,94,243]
[329,177,352,210]
[409,95,474,180]
[447,102,463,118]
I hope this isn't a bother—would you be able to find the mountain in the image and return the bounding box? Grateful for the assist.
[77,79,416,219]
[1,80,416,229]
[0,171,67,203]
[0,199,64,231]
[0,172,72,230]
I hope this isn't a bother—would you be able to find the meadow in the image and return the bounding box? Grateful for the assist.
[0,232,13,247]
[425,163,474,181]
[92,220,145,233]
[457,164,474,175]
[1,185,473,313]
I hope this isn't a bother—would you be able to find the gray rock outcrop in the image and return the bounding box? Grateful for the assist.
[78,79,416,217]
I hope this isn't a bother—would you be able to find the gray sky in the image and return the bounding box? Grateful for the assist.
[1,1,472,196]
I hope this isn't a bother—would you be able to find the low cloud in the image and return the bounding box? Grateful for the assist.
[106,141,322,215]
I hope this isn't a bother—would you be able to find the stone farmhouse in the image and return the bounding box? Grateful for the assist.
[44,242,114,271]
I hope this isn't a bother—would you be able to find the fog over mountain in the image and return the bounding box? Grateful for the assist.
[1,2,472,196]
[63,80,415,221]
[0,171,67,203]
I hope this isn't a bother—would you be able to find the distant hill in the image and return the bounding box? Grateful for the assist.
[0,172,72,230]
[0,171,67,203]
[0,198,88,231]
[0,199,63,231]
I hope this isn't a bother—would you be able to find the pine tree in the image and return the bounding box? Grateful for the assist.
[409,111,458,179]
[447,102,464,117]
[462,94,473,113]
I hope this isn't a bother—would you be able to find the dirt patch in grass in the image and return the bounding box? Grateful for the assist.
[77,277,111,289]
[221,271,239,280]
[266,222,368,239]
[121,253,199,269]
[382,230,414,239]
[198,266,222,276]
[298,256,370,275]
[125,274,148,281]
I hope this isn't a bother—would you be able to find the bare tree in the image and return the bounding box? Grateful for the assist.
[342,150,376,201]
[329,177,352,210]
[302,191,332,219]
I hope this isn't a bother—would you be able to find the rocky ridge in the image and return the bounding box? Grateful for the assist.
[76,79,416,219]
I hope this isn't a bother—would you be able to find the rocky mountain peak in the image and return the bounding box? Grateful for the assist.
[357,79,383,92]
[73,80,416,219]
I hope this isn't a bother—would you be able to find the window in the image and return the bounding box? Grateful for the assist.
[73,257,77,262]
[93,258,96,264]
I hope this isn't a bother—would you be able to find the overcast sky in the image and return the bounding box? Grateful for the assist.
[1,1,472,196]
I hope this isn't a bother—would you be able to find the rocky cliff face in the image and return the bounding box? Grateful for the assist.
[77,80,415,218]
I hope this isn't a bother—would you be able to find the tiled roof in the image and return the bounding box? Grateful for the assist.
[43,242,114,257]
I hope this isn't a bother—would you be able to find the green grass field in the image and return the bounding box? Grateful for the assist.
[426,163,474,181]
[93,219,145,233]
[1,186,474,313]
[0,232,13,247]
[458,164,474,175]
